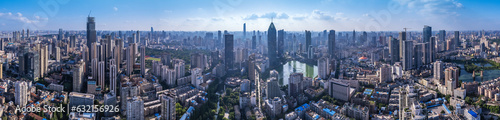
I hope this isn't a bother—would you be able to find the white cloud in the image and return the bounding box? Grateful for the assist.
[394,0,464,17]
[243,12,290,20]
[0,12,43,24]
[113,7,118,11]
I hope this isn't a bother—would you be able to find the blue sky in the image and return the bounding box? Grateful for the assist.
[0,0,499,31]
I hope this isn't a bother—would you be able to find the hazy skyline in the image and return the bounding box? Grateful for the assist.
[1,0,500,31]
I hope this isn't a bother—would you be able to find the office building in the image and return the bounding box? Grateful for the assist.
[87,16,97,66]
[389,36,399,64]
[305,30,311,54]
[268,23,277,65]
[224,34,234,70]
[288,73,303,97]
[328,30,335,58]
[267,77,280,99]
[278,29,284,58]
[402,40,413,71]
[455,31,460,48]
[140,46,146,77]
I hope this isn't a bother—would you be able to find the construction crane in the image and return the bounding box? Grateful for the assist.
[403,27,411,32]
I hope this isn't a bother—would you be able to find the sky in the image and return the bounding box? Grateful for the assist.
[0,0,500,31]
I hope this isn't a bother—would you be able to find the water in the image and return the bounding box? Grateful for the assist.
[456,64,500,82]
[277,61,318,86]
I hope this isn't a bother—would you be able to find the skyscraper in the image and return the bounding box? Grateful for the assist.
[268,23,277,65]
[399,31,406,61]
[433,61,443,83]
[439,30,446,42]
[126,46,134,76]
[328,30,336,58]
[73,61,84,92]
[98,61,105,89]
[278,29,285,58]
[87,16,97,65]
[455,31,460,48]
[55,47,61,62]
[402,40,413,71]
[15,81,28,107]
[352,30,356,45]
[218,30,222,47]
[423,26,432,64]
[252,35,257,50]
[389,36,400,64]
[109,59,117,94]
[305,30,311,54]
[243,23,246,40]
[224,34,234,70]
[58,28,63,40]
[266,77,280,99]
[140,46,146,77]
[115,39,123,71]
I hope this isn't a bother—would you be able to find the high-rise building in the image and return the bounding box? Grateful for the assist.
[389,36,400,64]
[266,77,280,99]
[439,30,446,42]
[318,57,330,79]
[288,73,303,97]
[127,97,145,120]
[455,31,460,48]
[379,64,392,82]
[402,40,413,71]
[109,59,117,94]
[55,47,61,62]
[87,16,97,65]
[224,34,234,70]
[252,35,256,50]
[248,54,256,81]
[433,61,443,83]
[15,81,28,107]
[445,66,460,95]
[268,23,277,65]
[430,37,436,62]
[352,30,356,45]
[423,26,432,64]
[414,43,423,69]
[243,23,246,40]
[160,94,176,120]
[399,31,406,61]
[73,61,85,92]
[278,29,285,58]
[104,92,117,117]
[218,30,222,47]
[126,46,134,76]
[328,30,336,58]
[98,61,105,89]
[115,39,123,71]
[39,45,48,78]
[161,53,171,67]
[140,46,146,77]
[305,30,311,54]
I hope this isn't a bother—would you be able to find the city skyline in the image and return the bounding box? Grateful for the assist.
[1,0,500,31]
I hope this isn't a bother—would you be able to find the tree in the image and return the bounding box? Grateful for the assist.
[175,103,186,119]
[465,97,473,104]
[441,110,445,114]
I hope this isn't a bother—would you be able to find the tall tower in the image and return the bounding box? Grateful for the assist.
[126,46,134,76]
[399,31,406,61]
[224,34,234,70]
[243,23,246,41]
[98,61,105,89]
[454,31,460,48]
[87,16,97,65]
[423,26,432,64]
[277,29,285,58]
[328,30,336,58]
[305,30,311,54]
[402,40,413,71]
[268,22,277,65]
[140,46,146,77]
[110,59,117,94]
[389,36,400,64]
